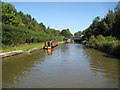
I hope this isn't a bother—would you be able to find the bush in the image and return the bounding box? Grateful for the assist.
[88,35,97,48]
[110,40,120,57]
[100,42,112,52]
[82,34,120,58]
[96,35,106,49]
[105,36,117,42]
[2,24,64,46]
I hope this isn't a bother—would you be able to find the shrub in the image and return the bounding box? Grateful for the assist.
[110,40,120,57]
[88,35,97,48]
[96,35,105,48]
[82,34,120,58]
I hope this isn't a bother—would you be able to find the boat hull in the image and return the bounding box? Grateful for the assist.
[44,41,58,50]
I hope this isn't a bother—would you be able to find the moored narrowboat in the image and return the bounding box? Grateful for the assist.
[44,40,58,50]
[65,39,73,43]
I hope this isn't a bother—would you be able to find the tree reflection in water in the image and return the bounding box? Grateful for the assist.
[84,47,119,80]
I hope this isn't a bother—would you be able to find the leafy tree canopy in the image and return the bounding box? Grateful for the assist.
[60,29,73,37]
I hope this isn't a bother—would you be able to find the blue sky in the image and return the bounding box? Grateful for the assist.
[10,2,118,34]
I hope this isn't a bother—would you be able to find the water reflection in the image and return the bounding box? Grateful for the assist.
[45,50,52,55]
[2,44,119,88]
[59,44,69,52]
[44,49,57,56]
[2,50,45,87]
[84,47,119,80]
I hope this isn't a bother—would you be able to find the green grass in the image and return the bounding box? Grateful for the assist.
[1,41,65,53]
[1,42,44,53]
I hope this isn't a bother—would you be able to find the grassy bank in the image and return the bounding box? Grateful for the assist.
[1,43,44,53]
[82,35,120,58]
[1,41,64,53]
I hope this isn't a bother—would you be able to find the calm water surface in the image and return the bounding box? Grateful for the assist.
[2,43,119,88]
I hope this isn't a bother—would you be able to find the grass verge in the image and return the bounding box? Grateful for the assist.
[1,41,64,53]
[1,43,44,53]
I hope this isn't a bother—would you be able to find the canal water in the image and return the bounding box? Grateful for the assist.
[2,43,119,88]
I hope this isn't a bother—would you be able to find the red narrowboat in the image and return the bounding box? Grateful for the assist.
[44,40,58,50]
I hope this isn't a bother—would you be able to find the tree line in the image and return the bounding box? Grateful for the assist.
[82,2,120,39]
[1,1,73,46]
[74,2,120,39]
[80,2,120,58]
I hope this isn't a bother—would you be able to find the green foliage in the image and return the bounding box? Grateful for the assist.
[74,31,82,37]
[2,2,64,46]
[82,35,120,58]
[2,43,44,53]
[83,2,120,39]
[96,35,105,48]
[81,40,89,47]
[87,35,97,48]
[81,2,120,58]
[2,2,23,25]
[60,29,73,37]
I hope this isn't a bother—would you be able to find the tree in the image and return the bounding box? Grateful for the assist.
[2,2,64,45]
[74,31,82,37]
[82,2,120,40]
[2,2,23,25]
[111,2,120,39]
[60,29,73,37]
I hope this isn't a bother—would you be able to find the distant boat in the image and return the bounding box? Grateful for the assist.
[43,40,58,50]
[65,39,72,43]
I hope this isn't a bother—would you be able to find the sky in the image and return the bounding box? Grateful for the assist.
[9,2,118,34]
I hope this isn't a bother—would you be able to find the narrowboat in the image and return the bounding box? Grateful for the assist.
[44,40,58,50]
[65,39,72,43]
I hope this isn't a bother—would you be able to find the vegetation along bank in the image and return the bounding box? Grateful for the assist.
[1,1,120,59]
[1,1,72,54]
[79,2,120,58]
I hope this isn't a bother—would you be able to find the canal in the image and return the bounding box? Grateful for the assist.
[2,43,119,88]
